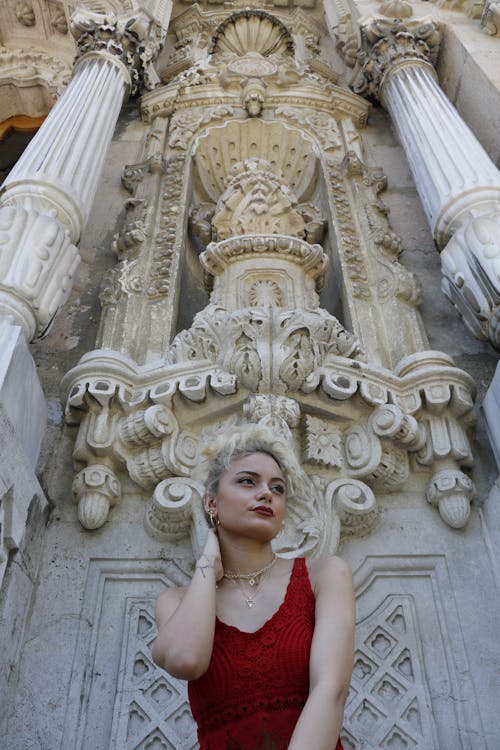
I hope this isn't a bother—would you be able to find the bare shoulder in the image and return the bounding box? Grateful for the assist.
[306,555,353,595]
[155,585,188,625]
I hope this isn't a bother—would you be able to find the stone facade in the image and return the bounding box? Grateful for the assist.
[0,1,499,749]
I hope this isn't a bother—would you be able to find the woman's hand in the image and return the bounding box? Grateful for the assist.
[198,529,224,582]
[152,529,222,680]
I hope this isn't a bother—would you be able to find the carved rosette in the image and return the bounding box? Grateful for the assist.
[346,18,441,102]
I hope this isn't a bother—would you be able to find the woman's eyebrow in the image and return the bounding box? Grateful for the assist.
[235,470,285,482]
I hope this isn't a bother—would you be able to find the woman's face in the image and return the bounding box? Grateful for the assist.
[207,452,286,540]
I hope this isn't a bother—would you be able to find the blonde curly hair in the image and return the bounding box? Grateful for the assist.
[201,422,304,500]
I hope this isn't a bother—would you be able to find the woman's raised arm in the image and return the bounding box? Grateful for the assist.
[151,530,222,680]
[287,555,355,750]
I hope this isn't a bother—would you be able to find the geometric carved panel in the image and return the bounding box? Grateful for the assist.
[110,599,198,750]
[60,558,195,750]
[347,555,487,750]
[342,596,437,750]
[61,556,486,750]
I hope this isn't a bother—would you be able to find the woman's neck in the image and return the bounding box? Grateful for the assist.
[218,535,275,575]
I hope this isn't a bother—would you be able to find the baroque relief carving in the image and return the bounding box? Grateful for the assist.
[14,1,36,27]
[441,209,500,346]
[344,18,441,101]
[49,2,68,35]
[346,595,438,749]
[70,5,166,94]
[0,203,80,339]
[0,47,71,98]
[482,0,500,34]
[63,3,478,547]
[210,10,294,58]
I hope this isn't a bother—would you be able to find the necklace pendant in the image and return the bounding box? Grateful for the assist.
[246,598,254,608]
[249,577,257,586]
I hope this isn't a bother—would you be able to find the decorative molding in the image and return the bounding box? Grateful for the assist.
[61,557,486,749]
[0,46,71,99]
[60,559,193,750]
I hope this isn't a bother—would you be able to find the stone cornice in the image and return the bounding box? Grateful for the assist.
[140,79,369,126]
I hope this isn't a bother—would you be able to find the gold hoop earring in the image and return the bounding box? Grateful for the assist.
[208,510,219,529]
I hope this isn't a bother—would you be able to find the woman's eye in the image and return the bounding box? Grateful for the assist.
[238,477,254,485]
[272,484,285,495]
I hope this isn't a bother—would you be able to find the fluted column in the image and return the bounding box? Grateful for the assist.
[0,2,170,341]
[348,17,500,347]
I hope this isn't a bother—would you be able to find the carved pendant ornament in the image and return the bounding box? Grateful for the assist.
[62,7,477,552]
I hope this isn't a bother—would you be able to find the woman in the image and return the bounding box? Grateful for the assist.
[152,426,355,750]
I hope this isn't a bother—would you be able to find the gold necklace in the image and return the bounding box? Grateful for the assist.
[223,554,277,587]
[233,562,275,608]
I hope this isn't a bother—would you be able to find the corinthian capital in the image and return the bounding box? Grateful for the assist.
[348,17,441,102]
[70,3,167,95]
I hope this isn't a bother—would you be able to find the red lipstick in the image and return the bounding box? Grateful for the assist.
[251,506,274,516]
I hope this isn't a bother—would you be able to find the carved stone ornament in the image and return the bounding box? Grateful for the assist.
[482,0,500,35]
[61,7,477,546]
[0,47,71,95]
[378,0,413,18]
[210,10,294,58]
[345,18,441,102]
[426,467,475,528]
[49,3,68,35]
[211,158,309,241]
[70,6,166,95]
[417,0,484,18]
[0,203,80,340]
[14,1,36,27]
[441,208,500,348]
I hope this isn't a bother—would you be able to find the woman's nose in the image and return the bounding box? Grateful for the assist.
[257,485,272,501]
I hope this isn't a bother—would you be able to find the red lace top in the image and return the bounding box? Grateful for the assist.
[188,557,344,750]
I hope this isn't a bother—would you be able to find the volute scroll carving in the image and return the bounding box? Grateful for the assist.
[70,4,167,95]
[341,18,441,103]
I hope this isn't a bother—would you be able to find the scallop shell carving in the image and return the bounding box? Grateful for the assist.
[194,120,318,203]
[211,10,294,58]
